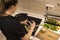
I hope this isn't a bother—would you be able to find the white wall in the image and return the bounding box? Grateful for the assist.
[12,0,60,16]
[12,0,46,16]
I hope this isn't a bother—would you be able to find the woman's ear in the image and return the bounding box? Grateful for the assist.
[8,5,16,13]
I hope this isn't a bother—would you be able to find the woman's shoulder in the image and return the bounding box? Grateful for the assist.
[0,15,14,18]
[0,15,15,22]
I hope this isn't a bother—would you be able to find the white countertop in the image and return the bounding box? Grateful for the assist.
[30,36,41,40]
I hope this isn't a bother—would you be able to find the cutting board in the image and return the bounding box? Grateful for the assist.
[36,28,60,40]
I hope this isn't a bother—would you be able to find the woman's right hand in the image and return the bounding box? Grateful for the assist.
[28,21,36,29]
[22,21,36,40]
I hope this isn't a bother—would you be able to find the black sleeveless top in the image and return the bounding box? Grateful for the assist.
[0,15,27,40]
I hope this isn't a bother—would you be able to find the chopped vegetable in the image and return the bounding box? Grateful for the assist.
[43,23,57,31]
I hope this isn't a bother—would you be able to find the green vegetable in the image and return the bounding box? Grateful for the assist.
[46,18,58,26]
[43,23,57,31]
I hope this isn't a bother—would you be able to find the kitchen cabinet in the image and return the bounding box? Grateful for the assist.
[0,0,4,13]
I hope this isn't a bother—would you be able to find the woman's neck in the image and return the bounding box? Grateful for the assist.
[3,14,9,16]
[3,10,12,16]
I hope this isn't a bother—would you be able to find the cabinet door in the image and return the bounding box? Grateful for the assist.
[0,0,4,12]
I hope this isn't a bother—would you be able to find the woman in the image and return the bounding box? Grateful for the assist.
[0,0,36,40]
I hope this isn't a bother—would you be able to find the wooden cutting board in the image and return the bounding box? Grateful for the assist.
[36,28,60,40]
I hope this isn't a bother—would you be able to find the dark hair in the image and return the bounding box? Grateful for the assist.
[15,13,28,22]
[4,0,18,11]
[0,0,18,16]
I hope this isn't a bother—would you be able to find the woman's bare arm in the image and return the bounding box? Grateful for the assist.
[21,21,36,40]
